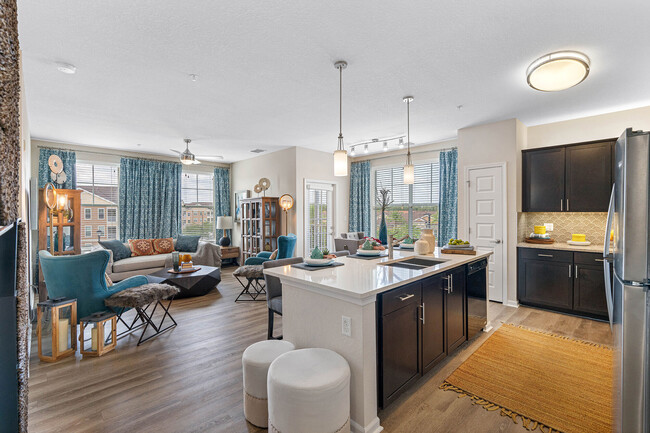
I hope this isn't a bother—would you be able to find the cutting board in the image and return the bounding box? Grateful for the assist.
[441,248,477,255]
[524,237,554,244]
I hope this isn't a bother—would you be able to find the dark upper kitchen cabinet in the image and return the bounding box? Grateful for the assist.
[518,248,609,320]
[421,275,446,373]
[445,267,467,354]
[523,147,565,212]
[522,140,614,212]
[565,141,614,211]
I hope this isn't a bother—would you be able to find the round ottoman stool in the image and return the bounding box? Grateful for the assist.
[242,340,295,428]
[268,348,351,433]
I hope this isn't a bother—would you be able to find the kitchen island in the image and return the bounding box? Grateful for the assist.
[264,248,492,433]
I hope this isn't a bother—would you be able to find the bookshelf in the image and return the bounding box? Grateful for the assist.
[240,197,280,263]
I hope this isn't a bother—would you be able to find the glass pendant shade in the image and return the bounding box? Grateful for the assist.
[333,149,348,176]
[403,163,414,185]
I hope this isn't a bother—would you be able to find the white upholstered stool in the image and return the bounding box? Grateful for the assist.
[242,340,295,428]
[268,348,351,433]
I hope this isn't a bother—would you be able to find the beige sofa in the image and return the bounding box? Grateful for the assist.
[94,241,222,282]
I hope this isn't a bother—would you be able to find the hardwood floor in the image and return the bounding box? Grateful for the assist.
[29,268,613,433]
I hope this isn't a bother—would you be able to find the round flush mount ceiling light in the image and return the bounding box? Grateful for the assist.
[526,51,590,92]
[56,62,77,74]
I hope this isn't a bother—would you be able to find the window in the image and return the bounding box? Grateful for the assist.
[107,226,117,240]
[97,226,105,237]
[182,172,215,240]
[77,162,119,249]
[373,161,440,240]
[84,226,92,238]
[304,181,334,253]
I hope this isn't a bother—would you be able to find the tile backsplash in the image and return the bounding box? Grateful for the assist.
[518,212,608,244]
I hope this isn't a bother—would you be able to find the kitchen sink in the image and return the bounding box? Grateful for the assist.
[382,257,448,269]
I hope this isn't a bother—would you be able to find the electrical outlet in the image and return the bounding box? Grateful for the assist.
[544,223,554,232]
[341,316,352,337]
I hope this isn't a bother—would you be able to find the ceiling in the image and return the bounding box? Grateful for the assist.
[18,0,650,163]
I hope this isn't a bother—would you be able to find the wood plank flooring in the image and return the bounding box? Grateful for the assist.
[29,268,613,433]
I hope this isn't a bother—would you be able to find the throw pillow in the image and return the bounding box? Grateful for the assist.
[105,273,113,287]
[152,237,174,254]
[98,239,132,261]
[269,249,278,260]
[128,238,155,256]
[175,235,201,252]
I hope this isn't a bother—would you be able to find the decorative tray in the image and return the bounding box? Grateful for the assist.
[525,237,554,244]
[168,267,201,274]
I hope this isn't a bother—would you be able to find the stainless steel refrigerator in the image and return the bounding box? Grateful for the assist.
[604,128,650,432]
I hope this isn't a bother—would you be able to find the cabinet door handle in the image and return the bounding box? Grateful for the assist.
[398,294,414,301]
[575,265,578,279]
[595,258,605,263]
[450,275,454,293]
[561,199,563,211]
[420,303,425,324]
[566,199,570,211]
[538,253,554,258]
[569,265,572,278]
[442,276,451,293]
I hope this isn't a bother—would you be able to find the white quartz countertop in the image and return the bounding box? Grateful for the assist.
[263,248,492,301]
[517,241,606,253]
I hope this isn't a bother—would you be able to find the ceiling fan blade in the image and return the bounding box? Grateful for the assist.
[170,149,182,155]
[195,155,224,160]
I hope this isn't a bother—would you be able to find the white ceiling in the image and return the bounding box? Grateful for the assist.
[18,0,650,163]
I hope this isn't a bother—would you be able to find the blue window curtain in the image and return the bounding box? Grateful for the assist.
[438,148,458,246]
[38,148,76,189]
[349,160,371,234]
[119,157,182,241]
[213,167,231,240]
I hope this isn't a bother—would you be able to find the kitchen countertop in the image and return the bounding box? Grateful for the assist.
[263,247,492,302]
[517,241,606,253]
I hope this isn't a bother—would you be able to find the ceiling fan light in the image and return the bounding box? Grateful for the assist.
[526,51,590,92]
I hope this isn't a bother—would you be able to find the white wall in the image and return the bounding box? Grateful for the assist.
[295,147,350,257]
[230,147,297,248]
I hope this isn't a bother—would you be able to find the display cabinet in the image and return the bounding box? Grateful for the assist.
[240,197,281,263]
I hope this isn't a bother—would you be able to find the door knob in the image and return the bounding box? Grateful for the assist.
[490,239,502,244]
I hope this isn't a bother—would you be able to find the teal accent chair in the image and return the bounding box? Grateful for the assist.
[39,250,148,321]
[244,233,297,266]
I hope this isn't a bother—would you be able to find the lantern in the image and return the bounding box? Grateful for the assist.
[79,311,117,357]
[37,298,77,362]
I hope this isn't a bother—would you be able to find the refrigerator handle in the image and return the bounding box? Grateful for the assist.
[603,261,614,331]
[604,184,615,259]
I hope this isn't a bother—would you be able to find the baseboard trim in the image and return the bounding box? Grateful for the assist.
[351,417,383,433]
[504,300,519,308]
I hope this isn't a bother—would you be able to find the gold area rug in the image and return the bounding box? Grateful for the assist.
[440,324,613,433]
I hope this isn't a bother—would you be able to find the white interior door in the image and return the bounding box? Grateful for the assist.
[304,181,334,254]
[467,165,505,302]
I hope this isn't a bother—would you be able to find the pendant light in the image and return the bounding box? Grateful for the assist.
[403,96,414,184]
[333,61,348,176]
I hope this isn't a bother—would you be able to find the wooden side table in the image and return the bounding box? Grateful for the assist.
[221,246,240,266]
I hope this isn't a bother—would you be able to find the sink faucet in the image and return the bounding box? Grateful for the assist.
[388,234,394,260]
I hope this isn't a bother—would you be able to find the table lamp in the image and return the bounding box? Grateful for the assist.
[217,216,233,247]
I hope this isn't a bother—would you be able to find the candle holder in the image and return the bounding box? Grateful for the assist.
[79,311,117,357]
[37,298,77,362]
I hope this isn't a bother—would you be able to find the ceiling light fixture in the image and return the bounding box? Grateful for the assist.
[56,62,77,74]
[350,146,356,156]
[383,141,388,152]
[189,74,199,82]
[398,138,405,149]
[364,144,369,154]
[526,50,590,92]
[333,60,348,176]
[403,96,414,185]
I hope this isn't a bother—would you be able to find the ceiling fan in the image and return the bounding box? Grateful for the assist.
[170,139,224,165]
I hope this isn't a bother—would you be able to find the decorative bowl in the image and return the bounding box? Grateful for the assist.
[304,258,335,266]
[399,243,415,249]
[357,249,382,256]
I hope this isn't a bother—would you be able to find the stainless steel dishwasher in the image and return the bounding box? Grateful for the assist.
[466,258,488,340]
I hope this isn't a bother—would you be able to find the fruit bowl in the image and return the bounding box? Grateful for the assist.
[357,249,382,256]
[304,258,335,266]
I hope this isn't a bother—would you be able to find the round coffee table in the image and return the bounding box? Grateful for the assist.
[146,266,221,298]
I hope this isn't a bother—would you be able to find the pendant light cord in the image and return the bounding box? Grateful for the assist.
[338,65,343,148]
[406,99,412,165]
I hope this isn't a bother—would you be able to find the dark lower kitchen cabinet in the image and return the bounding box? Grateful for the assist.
[518,248,609,320]
[378,267,470,408]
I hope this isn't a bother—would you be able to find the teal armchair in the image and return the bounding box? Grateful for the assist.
[39,250,148,321]
[244,233,297,265]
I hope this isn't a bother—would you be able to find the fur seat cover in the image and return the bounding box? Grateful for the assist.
[105,283,180,308]
[233,265,265,279]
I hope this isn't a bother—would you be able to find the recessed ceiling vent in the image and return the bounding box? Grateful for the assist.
[250,149,266,154]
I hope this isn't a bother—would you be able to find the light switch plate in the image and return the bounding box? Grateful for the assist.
[544,223,554,231]
[342,316,352,337]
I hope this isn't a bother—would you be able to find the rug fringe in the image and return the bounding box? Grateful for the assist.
[440,381,560,433]
[504,323,614,351]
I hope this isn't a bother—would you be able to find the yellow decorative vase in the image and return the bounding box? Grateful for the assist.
[420,228,436,254]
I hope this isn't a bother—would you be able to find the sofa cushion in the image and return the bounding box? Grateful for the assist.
[152,237,174,254]
[128,238,155,256]
[113,254,169,273]
[99,239,132,261]
[175,235,200,252]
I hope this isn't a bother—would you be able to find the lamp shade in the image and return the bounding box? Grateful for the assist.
[216,216,233,230]
[333,149,348,176]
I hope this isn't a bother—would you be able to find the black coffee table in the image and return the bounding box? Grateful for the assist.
[146,266,221,298]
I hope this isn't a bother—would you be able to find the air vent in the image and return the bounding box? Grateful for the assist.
[250,149,266,154]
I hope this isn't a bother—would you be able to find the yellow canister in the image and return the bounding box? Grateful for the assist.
[572,234,586,242]
[533,225,546,235]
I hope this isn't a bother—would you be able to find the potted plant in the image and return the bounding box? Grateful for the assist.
[375,187,393,245]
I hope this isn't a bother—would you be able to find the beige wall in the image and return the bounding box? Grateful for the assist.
[526,105,650,149]
[231,147,297,249]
